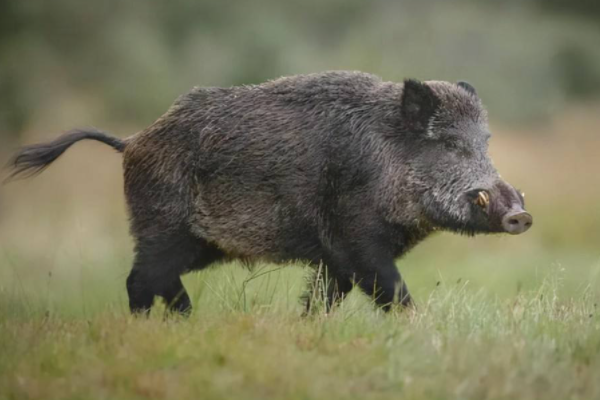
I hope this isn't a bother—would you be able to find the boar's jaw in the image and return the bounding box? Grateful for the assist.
[419,193,488,236]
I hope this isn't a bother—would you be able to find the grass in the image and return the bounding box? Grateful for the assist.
[1,262,599,400]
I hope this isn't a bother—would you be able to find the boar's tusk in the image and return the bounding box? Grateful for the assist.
[476,191,489,208]
[475,192,483,206]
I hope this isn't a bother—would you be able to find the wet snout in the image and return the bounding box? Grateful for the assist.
[469,180,533,235]
[502,209,532,235]
[495,180,533,235]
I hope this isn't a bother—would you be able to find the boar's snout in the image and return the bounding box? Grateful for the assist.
[491,180,533,235]
[502,209,532,235]
[465,181,533,235]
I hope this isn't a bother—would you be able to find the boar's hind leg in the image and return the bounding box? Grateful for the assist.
[126,229,224,316]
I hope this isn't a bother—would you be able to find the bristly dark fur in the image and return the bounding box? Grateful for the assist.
[4,71,530,316]
[5,128,125,181]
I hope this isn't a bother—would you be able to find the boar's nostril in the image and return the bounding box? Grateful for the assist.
[502,211,533,235]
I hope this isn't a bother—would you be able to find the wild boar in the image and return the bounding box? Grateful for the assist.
[6,71,532,315]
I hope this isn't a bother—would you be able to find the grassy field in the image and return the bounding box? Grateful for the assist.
[1,106,600,399]
[1,267,599,400]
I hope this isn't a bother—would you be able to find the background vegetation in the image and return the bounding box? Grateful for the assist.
[0,1,599,399]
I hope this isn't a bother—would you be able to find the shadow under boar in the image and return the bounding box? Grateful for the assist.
[6,71,532,315]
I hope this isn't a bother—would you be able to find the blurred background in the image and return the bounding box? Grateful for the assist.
[1,0,599,315]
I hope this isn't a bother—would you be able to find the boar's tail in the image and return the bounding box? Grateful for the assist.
[4,128,126,182]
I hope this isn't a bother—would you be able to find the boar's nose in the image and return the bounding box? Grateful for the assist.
[502,210,533,235]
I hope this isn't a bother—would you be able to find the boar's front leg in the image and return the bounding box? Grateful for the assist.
[356,260,413,311]
[303,265,354,314]
[330,235,413,311]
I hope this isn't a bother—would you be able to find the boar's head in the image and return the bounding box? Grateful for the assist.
[398,79,532,235]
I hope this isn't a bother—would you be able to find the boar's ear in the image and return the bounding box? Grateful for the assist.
[400,79,440,134]
[457,81,477,97]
